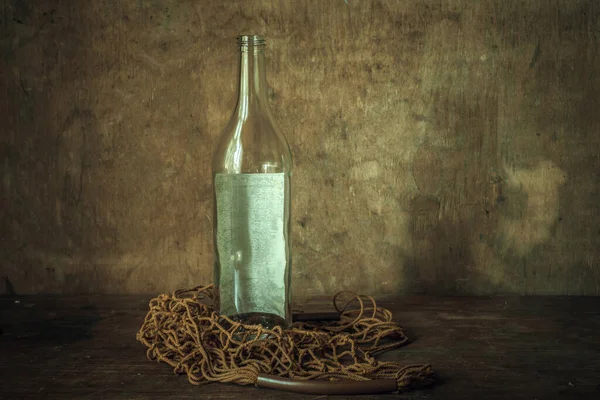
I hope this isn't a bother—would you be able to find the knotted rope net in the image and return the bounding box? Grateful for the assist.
[136,284,434,393]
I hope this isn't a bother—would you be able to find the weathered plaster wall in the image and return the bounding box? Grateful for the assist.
[1,1,599,296]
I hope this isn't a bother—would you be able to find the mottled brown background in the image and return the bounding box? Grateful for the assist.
[1,0,599,298]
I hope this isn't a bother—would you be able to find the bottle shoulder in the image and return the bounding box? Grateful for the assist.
[212,113,292,174]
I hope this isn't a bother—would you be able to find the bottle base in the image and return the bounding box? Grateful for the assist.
[230,312,286,329]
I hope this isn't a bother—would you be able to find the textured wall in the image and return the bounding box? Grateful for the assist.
[1,0,599,297]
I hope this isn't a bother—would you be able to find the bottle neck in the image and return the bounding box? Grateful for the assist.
[235,38,270,120]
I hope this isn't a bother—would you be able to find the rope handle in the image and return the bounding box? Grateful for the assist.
[257,374,398,395]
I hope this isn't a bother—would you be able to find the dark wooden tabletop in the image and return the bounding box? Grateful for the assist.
[1,294,599,399]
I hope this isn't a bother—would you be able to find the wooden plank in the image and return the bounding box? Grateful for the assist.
[1,295,599,399]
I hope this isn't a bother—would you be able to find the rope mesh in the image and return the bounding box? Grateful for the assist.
[137,284,433,392]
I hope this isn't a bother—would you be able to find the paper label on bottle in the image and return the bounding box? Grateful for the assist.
[214,173,288,319]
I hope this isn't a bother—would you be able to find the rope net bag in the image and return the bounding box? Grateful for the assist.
[136,284,434,395]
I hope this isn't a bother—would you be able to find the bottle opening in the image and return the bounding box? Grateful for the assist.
[238,34,266,47]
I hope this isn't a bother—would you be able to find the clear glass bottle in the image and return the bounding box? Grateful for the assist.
[212,35,292,328]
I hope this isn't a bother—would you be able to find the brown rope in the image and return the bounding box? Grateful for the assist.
[136,284,434,393]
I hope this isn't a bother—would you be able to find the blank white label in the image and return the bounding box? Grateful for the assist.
[214,173,287,318]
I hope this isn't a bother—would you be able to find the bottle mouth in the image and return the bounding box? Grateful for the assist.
[238,35,266,46]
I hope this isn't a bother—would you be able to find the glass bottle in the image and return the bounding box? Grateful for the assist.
[212,35,293,328]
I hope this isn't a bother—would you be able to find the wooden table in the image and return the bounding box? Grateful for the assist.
[1,295,599,399]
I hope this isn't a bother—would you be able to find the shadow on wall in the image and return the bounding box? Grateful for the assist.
[408,160,567,295]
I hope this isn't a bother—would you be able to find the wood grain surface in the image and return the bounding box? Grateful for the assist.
[1,294,599,399]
